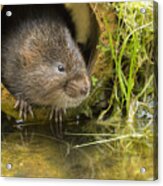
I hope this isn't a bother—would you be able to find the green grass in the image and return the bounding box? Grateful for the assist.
[69,1,157,160]
[83,1,157,121]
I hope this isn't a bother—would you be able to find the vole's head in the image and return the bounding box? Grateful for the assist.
[21,24,91,108]
[49,28,91,109]
[47,59,91,108]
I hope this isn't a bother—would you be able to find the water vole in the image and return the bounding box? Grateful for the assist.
[1,5,91,120]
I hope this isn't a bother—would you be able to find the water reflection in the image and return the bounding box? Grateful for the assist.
[1,118,154,180]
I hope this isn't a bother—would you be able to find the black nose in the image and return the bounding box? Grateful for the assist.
[80,86,89,96]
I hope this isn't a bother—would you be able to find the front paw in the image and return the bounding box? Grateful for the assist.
[49,106,66,123]
[49,107,67,138]
[14,98,34,120]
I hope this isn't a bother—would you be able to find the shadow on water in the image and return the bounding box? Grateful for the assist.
[1,114,154,180]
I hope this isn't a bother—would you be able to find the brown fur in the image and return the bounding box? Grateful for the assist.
[2,5,90,109]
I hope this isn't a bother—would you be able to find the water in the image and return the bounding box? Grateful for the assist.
[1,119,155,180]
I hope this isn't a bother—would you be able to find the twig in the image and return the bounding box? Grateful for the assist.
[64,132,117,137]
[72,133,144,149]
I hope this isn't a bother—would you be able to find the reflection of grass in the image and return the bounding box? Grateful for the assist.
[2,131,154,180]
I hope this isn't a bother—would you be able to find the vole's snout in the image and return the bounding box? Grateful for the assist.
[65,73,90,99]
[77,73,90,97]
[80,86,89,96]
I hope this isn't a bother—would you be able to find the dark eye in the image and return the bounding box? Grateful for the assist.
[58,65,65,72]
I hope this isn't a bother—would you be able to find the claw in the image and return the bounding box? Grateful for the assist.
[28,105,34,118]
[59,110,62,124]
[49,107,65,122]
[14,99,20,109]
[55,108,58,123]
[19,100,24,118]
[23,102,27,120]
[14,97,34,120]
[63,108,67,115]
[49,106,55,120]
[49,107,66,138]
